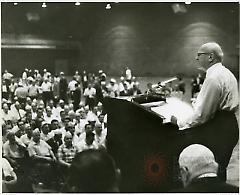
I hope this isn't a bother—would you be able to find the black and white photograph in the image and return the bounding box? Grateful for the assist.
[1,1,239,193]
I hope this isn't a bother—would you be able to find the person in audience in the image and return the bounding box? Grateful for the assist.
[20,123,33,147]
[68,110,76,123]
[14,120,26,138]
[2,79,10,100]
[175,76,186,95]
[107,78,119,97]
[93,77,104,104]
[59,72,68,103]
[66,149,120,192]
[44,106,55,124]
[14,82,28,106]
[3,131,27,171]
[129,82,142,96]
[28,128,57,186]
[1,103,14,124]
[82,70,88,91]
[74,70,81,84]
[28,79,39,100]
[94,123,107,149]
[34,107,44,129]
[11,101,26,122]
[77,130,98,152]
[47,99,59,119]
[9,79,18,101]
[51,119,60,132]
[3,69,14,87]
[2,157,18,192]
[57,132,77,170]
[65,121,79,146]
[84,83,96,110]
[40,123,54,142]
[47,130,63,155]
[73,83,81,111]
[68,76,78,100]
[171,144,238,192]
[41,78,52,106]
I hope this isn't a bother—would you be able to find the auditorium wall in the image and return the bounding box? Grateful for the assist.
[1,3,239,78]
[79,3,239,77]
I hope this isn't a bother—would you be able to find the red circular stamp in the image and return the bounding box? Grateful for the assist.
[143,153,167,186]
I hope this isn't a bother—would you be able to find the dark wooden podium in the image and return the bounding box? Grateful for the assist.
[103,97,239,192]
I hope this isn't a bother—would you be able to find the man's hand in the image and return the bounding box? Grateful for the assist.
[171,115,178,125]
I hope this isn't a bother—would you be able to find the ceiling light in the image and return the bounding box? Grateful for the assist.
[106,4,111,10]
[13,2,18,6]
[75,2,81,6]
[42,3,47,8]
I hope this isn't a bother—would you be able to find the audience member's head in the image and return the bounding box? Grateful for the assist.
[64,132,73,147]
[67,149,120,192]
[178,144,218,187]
[41,123,50,135]
[7,131,16,144]
[95,123,102,136]
[32,128,41,143]
[51,119,59,130]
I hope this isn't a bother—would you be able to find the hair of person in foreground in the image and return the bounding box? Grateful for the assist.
[66,149,120,192]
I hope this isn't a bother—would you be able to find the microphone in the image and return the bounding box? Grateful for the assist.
[152,77,178,88]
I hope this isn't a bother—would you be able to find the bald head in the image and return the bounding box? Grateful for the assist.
[198,42,224,62]
[179,144,218,186]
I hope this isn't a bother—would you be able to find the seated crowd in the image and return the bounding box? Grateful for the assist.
[2,67,202,192]
[1,67,144,192]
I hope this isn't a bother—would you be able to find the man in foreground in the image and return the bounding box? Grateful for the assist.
[172,144,238,192]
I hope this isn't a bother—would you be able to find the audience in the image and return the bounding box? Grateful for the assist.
[1,67,206,192]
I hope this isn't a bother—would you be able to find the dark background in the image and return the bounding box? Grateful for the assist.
[1,3,239,77]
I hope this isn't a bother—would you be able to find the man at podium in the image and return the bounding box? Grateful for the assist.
[172,42,239,130]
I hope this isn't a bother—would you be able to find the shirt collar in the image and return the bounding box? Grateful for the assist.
[206,62,222,77]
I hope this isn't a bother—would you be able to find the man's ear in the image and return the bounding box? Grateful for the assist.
[208,53,214,62]
[180,166,190,187]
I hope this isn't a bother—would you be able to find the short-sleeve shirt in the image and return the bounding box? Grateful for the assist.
[57,144,77,163]
[3,139,25,159]
[28,140,52,157]
[2,158,14,177]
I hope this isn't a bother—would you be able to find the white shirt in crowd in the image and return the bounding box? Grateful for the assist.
[41,82,52,92]
[68,80,78,91]
[84,87,96,98]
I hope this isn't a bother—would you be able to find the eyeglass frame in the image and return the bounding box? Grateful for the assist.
[197,52,211,57]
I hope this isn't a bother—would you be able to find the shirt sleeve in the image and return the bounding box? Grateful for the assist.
[28,143,37,157]
[57,146,63,160]
[3,143,9,157]
[179,77,221,129]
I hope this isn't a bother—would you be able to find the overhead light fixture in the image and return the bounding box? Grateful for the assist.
[42,2,47,8]
[185,0,191,5]
[13,2,18,6]
[106,3,111,10]
[75,2,81,6]
[172,3,187,14]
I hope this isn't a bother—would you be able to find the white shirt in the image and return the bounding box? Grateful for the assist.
[178,63,239,129]
[68,80,78,91]
[41,82,52,92]
[84,87,96,98]
[3,72,13,80]
[2,158,14,177]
